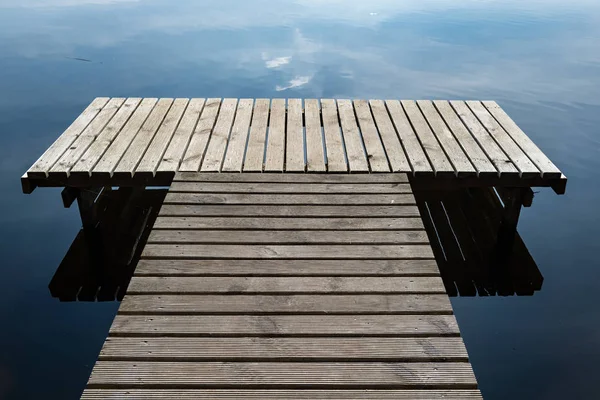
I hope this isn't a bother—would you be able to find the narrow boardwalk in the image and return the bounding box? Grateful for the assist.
[81,173,482,399]
[23,98,565,193]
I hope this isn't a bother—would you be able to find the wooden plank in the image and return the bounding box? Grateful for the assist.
[243,98,270,171]
[141,244,434,259]
[169,182,412,194]
[109,314,459,335]
[432,100,496,177]
[353,100,389,172]
[81,389,484,400]
[164,193,416,205]
[201,98,238,172]
[264,99,286,172]
[369,100,411,172]
[49,98,125,178]
[134,259,440,276]
[157,98,206,174]
[135,98,189,178]
[385,100,432,175]
[152,217,424,230]
[147,230,428,245]
[99,336,464,359]
[466,101,539,177]
[450,101,519,176]
[179,98,221,172]
[27,97,110,178]
[118,294,452,314]
[112,98,174,178]
[147,229,423,247]
[221,99,253,172]
[158,205,420,217]
[401,100,454,176]
[304,99,326,171]
[337,99,369,172]
[92,98,158,177]
[87,361,476,387]
[127,276,442,294]
[417,100,476,177]
[174,172,409,183]
[70,98,141,179]
[483,101,561,178]
[285,99,305,172]
[320,99,347,172]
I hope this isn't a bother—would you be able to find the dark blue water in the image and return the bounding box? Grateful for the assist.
[1,1,599,398]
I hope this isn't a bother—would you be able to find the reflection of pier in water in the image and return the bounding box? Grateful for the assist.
[48,187,166,301]
[49,185,542,301]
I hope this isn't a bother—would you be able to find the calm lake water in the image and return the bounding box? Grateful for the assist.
[1,0,599,398]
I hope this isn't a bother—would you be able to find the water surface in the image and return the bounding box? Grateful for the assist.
[1,1,599,398]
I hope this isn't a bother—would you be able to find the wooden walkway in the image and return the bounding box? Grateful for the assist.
[23,98,565,193]
[81,173,482,399]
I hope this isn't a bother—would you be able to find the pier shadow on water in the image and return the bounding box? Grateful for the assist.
[48,185,542,301]
[48,187,166,301]
[414,187,543,297]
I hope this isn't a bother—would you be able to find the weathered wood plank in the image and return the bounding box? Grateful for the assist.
[70,98,141,179]
[152,217,424,230]
[119,294,452,314]
[353,100,390,172]
[134,259,440,276]
[169,182,412,193]
[158,205,420,217]
[285,99,305,172]
[164,193,415,205]
[417,100,476,177]
[450,100,519,176]
[135,98,189,177]
[27,97,110,178]
[243,99,270,171]
[113,98,174,178]
[100,336,464,360]
[109,314,460,335]
[201,98,238,172]
[467,101,539,178]
[221,99,253,172]
[385,100,432,175]
[369,100,411,172]
[264,99,286,172]
[49,97,125,178]
[87,361,476,387]
[81,389,484,399]
[173,172,409,183]
[305,99,326,171]
[179,98,221,172]
[127,276,442,294]
[157,98,205,174]
[141,244,434,259]
[483,101,561,178]
[337,99,369,172]
[402,100,454,176]
[321,99,347,171]
[432,100,496,177]
[92,98,158,177]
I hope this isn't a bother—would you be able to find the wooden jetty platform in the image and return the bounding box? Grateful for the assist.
[81,172,482,399]
[21,97,567,399]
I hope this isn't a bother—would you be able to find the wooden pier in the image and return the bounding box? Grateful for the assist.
[81,173,481,399]
[21,97,567,399]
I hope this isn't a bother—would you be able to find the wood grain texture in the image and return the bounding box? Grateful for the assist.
[164,193,416,205]
[353,99,390,172]
[173,172,409,183]
[109,314,460,336]
[321,99,347,171]
[168,182,412,193]
[264,99,286,172]
[370,100,411,172]
[201,98,238,172]
[119,294,452,314]
[179,98,221,172]
[243,99,270,171]
[337,99,369,172]
[221,99,253,172]
[134,259,440,276]
[285,99,305,171]
[305,99,326,171]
